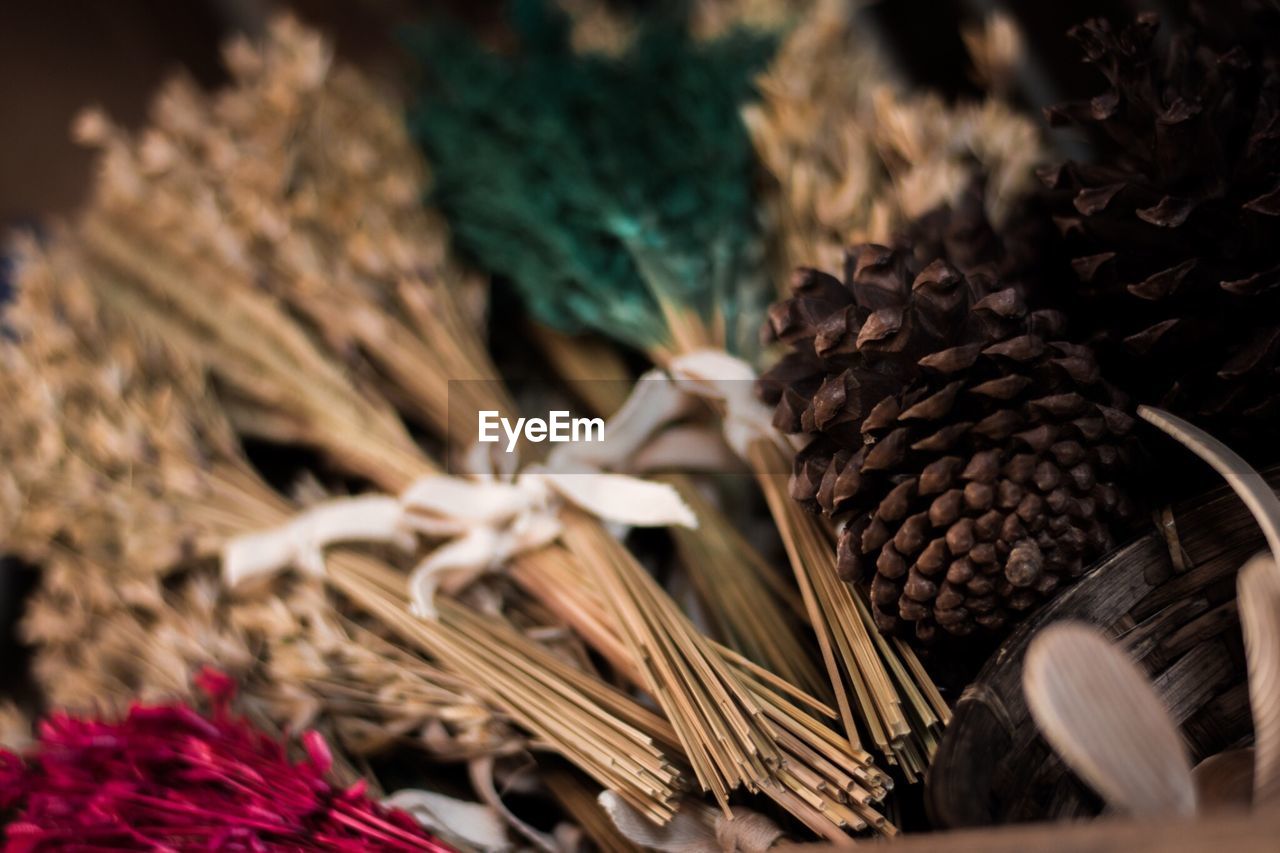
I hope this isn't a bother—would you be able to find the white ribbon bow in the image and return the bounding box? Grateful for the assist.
[532,349,787,477]
[221,464,696,617]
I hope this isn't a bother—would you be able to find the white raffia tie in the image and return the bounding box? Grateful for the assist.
[220,349,774,611]
[666,348,787,460]
[223,496,414,588]
[221,464,696,618]
[399,465,696,618]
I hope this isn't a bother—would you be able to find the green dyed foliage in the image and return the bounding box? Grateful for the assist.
[407,0,776,354]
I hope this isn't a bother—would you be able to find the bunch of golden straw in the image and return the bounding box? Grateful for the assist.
[744,0,1044,277]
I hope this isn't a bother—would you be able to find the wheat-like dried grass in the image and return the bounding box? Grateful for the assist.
[561,0,807,56]
[4,233,692,828]
[91,16,512,443]
[67,22,462,486]
[1,239,508,761]
[743,0,1044,280]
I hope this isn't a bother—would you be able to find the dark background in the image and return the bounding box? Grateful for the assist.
[0,0,1207,225]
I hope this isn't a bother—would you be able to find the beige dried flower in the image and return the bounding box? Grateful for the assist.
[688,0,808,40]
[560,0,806,55]
[962,12,1024,96]
[0,235,257,578]
[744,0,1044,279]
[73,14,506,451]
[2,237,509,762]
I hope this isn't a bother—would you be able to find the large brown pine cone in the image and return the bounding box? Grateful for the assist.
[1040,11,1280,437]
[759,241,1138,644]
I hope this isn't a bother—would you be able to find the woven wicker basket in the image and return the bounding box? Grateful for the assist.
[925,467,1280,827]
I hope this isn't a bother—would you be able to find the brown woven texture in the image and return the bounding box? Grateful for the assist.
[927,468,1280,826]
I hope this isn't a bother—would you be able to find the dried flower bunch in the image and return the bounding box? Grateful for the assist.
[4,230,697,840]
[7,224,711,838]
[1,238,506,760]
[71,34,448,486]
[0,669,452,851]
[0,236,252,581]
[45,17,910,840]
[410,0,776,358]
[75,15,509,445]
[759,206,1139,643]
[744,0,1045,279]
[559,0,804,59]
[1040,9,1280,437]
[404,0,948,786]
[2,236,271,711]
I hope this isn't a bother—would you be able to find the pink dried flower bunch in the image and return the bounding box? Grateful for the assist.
[0,669,452,852]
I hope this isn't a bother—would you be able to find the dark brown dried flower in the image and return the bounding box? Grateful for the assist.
[1041,11,1280,438]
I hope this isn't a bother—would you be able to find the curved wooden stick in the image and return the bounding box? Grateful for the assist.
[1137,406,1280,563]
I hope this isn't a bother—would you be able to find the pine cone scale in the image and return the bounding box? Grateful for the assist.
[1042,10,1280,436]
[762,215,1138,644]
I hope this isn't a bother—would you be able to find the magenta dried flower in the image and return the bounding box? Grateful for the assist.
[0,667,453,851]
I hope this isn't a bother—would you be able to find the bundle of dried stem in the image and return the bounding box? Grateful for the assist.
[743,0,1043,278]
[4,232,701,837]
[519,329,825,700]
[514,517,896,829]
[491,204,943,795]
[466,333,896,833]
[323,555,688,824]
[586,295,950,777]
[560,330,948,776]
[519,512,895,839]
[1,239,510,764]
[750,439,950,780]
[71,14,509,479]
[662,474,826,697]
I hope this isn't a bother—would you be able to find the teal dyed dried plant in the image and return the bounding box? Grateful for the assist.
[408,0,776,358]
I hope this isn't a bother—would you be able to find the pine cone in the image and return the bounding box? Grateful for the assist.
[759,237,1137,644]
[1040,11,1280,437]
